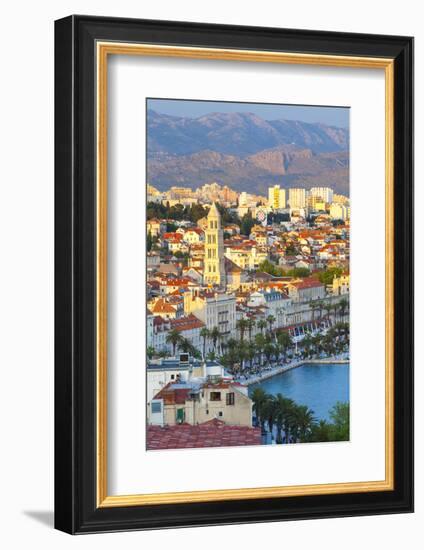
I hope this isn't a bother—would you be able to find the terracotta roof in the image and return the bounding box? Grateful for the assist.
[291,278,324,290]
[163,232,183,241]
[151,299,177,314]
[170,314,205,332]
[185,227,204,235]
[147,419,261,450]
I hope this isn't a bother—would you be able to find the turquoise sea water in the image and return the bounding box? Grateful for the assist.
[248,363,349,421]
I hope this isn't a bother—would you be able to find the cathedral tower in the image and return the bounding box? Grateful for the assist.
[204,203,226,287]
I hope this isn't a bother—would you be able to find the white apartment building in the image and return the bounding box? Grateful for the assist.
[288,187,308,208]
[184,290,236,353]
[224,245,268,271]
[330,203,350,221]
[268,185,286,210]
[310,187,334,203]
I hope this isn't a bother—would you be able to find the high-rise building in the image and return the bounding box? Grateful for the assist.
[288,188,307,208]
[310,187,334,203]
[268,185,286,209]
[308,195,327,212]
[333,193,349,205]
[329,203,349,221]
[204,203,226,287]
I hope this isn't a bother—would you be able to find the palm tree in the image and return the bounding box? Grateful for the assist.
[306,419,332,443]
[266,314,276,335]
[257,319,267,335]
[254,333,266,367]
[147,346,155,359]
[274,393,293,444]
[246,318,256,341]
[338,297,349,322]
[200,327,210,360]
[220,349,239,375]
[316,299,324,321]
[310,301,318,322]
[324,302,333,324]
[333,302,339,323]
[294,405,316,442]
[263,342,275,366]
[277,331,292,362]
[179,337,197,357]
[209,326,221,356]
[262,396,278,439]
[251,388,269,430]
[165,329,183,357]
[301,334,314,358]
[236,318,249,342]
[246,342,256,370]
[206,350,216,361]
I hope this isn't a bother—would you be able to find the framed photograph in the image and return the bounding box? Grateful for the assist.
[55,15,414,534]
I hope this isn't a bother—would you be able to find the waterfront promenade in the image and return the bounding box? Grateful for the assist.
[236,353,349,386]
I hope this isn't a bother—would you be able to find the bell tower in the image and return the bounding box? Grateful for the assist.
[204,203,226,287]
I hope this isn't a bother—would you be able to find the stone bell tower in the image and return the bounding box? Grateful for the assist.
[203,203,226,287]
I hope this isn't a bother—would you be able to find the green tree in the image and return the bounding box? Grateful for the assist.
[263,342,275,365]
[318,267,343,286]
[236,318,249,342]
[262,396,278,439]
[277,331,292,362]
[338,297,349,321]
[240,211,255,236]
[274,394,295,444]
[165,329,183,356]
[251,388,269,430]
[294,405,316,441]
[209,326,221,356]
[246,342,256,370]
[254,333,267,366]
[200,327,210,360]
[287,267,310,278]
[246,318,256,341]
[258,259,283,277]
[257,319,267,335]
[266,314,276,335]
[329,402,350,441]
[306,419,333,443]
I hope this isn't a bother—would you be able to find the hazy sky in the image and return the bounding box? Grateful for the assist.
[148,98,350,129]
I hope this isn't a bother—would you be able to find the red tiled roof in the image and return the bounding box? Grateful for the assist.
[185,227,204,235]
[291,278,324,290]
[170,314,205,332]
[147,419,261,450]
[163,232,183,241]
[151,299,177,314]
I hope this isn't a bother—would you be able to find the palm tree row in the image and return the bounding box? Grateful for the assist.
[251,388,349,444]
[311,297,349,324]
[164,329,202,360]
[151,297,349,363]
[251,388,317,444]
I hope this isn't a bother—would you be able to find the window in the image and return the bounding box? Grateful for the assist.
[218,411,223,417]
[210,392,221,401]
[226,392,235,406]
[151,401,162,414]
[170,374,175,380]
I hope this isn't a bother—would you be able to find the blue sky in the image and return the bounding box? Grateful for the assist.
[147,98,349,129]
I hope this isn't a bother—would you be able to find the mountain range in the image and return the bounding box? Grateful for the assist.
[147,110,349,196]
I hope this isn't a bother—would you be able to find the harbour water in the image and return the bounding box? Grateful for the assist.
[248,363,349,421]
